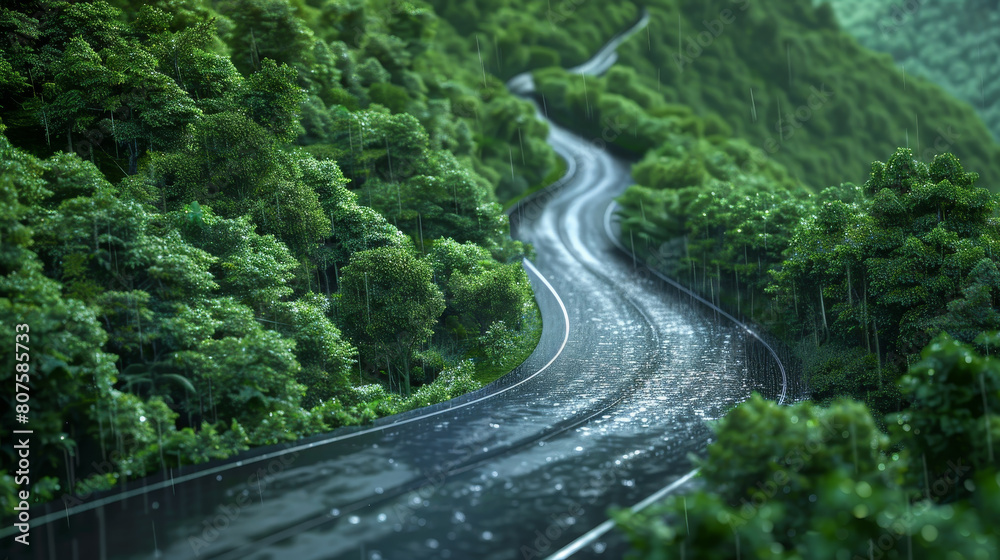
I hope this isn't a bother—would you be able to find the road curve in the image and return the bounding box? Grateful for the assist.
[8,14,784,560]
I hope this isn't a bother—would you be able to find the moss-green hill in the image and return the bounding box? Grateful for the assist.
[821,0,1000,142]
[617,0,1000,191]
[433,0,1000,192]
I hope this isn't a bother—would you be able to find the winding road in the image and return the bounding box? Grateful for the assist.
[8,13,792,560]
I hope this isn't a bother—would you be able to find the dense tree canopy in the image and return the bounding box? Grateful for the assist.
[339,245,445,395]
[0,0,543,513]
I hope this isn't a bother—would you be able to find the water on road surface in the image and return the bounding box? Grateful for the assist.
[11,14,793,560]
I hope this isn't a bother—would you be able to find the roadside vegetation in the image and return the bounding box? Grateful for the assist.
[613,147,1000,558]
[0,0,552,514]
[447,0,1000,555]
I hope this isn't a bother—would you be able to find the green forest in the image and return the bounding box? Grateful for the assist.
[570,0,1000,557]
[2,0,1000,557]
[0,0,556,512]
[822,0,1000,142]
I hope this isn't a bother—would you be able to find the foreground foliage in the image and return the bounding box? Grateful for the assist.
[614,336,1000,559]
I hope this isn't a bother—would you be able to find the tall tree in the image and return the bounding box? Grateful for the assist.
[339,245,444,395]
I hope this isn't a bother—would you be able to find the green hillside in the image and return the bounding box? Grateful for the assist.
[0,0,552,512]
[822,0,1000,141]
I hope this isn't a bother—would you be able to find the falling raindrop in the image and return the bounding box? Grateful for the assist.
[981,372,994,462]
[152,520,160,558]
[684,497,690,534]
[777,98,784,142]
[475,35,486,86]
[518,128,525,165]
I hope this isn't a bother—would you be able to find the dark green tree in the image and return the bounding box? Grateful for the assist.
[339,245,445,395]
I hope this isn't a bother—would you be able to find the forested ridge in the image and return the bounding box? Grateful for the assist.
[432,0,1000,191]
[613,148,1000,557]
[0,0,558,513]
[822,0,1000,142]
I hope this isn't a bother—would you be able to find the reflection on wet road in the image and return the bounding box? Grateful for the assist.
[12,13,789,560]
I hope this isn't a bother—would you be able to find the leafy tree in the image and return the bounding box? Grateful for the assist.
[239,58,306,141]
[890,334,1000,493]
[451,262,530,333]
[99,34,201,173]
[176,310,304,437]
[321,180,409,268]
[428,237,532,336]
[173,207,297,312]
[762,151,1000,413]
[339,245,445,395]
[0,134,119,510]
[0,0,553,516]
[147,112,330,257]
[428,237,493,279]
[612,395,999,559]
[270,294,356,408]
[216,0,317,75]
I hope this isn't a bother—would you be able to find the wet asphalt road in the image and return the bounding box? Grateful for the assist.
[10,105,764,560]
[7,14,786,560]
